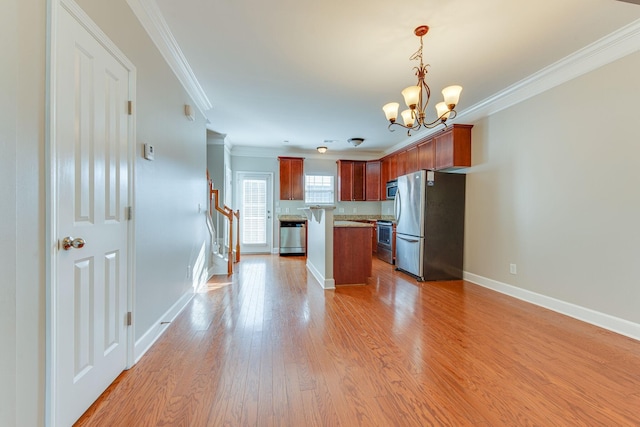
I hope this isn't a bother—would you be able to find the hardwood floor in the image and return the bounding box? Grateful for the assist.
[76,255,640,426]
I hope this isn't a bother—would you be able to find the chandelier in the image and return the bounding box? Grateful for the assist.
[383,25,462,136]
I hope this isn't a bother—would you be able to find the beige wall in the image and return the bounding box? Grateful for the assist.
[465,51,640,323]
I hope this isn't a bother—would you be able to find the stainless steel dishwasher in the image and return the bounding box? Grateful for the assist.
[279,221,306,255]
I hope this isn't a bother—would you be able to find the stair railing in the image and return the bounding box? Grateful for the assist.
[210,185,234,275]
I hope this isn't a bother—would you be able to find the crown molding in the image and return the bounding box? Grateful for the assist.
[126,0,212,115]
[386,18,640,155]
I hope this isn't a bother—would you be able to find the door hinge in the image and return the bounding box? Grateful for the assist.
[127,101,133,115]
[126,311,132,326]
[126,206,133,220]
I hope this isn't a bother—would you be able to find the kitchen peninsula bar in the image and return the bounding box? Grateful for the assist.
[300,206,374,288]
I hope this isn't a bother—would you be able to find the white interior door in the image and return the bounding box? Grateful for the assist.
[52,2,133,425]
[237,172,273,254]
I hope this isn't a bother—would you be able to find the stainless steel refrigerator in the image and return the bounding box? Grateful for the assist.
[394,170,465,281]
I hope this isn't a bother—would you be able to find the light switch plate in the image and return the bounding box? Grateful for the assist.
[144,143,155,160]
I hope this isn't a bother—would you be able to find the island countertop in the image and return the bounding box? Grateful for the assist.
[333,220,374,228]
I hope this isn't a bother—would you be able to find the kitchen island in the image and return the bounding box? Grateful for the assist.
[333,221,373,286]
[301,207,375,289]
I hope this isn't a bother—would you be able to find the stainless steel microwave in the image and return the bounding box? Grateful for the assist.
[385,180,398,200]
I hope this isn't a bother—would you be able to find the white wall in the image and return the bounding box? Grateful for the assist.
[465,50,640,325]
[1,0,47,426]
[1,2,19,425]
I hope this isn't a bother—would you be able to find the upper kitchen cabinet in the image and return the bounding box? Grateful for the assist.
[278,156,304,200]
[418,139,435,170]
[365,160,381,201]
[405,146,418,175]
[385,154,397,183]
[337,160,366,201]
[434,124,472,170]
[396,150,407,177]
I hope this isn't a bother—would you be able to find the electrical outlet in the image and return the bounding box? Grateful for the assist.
[285,208,290,213]
[509,263,517,275]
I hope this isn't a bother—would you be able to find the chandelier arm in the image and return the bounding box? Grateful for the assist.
[421,109,458,128]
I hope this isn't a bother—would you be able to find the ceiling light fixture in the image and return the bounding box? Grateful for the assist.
[317,146,328,154]
[348,138,364,147]
[383,25,462,136]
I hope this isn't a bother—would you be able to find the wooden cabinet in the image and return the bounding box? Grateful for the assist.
[434,124,472,170]
[278,157,304,200]
[381,157,390,192]
[396,150,407,177]
[405,146,418,174]
[337,160,365,201]
[418,139,434,170]
[365,160,381,201]
[386,154,397,182]
[333,225,372,285]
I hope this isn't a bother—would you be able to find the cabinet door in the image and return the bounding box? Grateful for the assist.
[405,146,418,174]
[365,160,381,201]
[434,132,454,170]
[381,158,390,194]
[352,161,366,201]
[279,158,292,200]
[396,150,407,177]
[279,157,304,200]
[418,139,434,170]
[290,158,304,200]
[434,126,471,170]
[337,160,353,201]
[388,154,397,181]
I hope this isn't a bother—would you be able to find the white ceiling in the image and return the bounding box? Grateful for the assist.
[151,0,640,154]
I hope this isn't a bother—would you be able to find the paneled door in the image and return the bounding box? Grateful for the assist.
[237,172,273,254]
[51,1,133,425]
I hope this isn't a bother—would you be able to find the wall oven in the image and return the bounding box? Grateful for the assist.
[376,220,394,264]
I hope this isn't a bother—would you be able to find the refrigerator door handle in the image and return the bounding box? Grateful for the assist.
[394,192,401,222]
[397,235,420,243]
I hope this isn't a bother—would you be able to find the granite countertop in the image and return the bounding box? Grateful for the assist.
[278,214,394,222]
[278,215,307,221]
[333,220,374,228]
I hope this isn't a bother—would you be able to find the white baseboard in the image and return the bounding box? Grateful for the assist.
[133,291,195,363]
[464,272,640,342]
[307,261,335,290]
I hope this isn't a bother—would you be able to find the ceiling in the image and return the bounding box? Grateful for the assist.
[151,0,640,154]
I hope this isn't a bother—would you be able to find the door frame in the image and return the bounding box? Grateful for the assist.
[235,171,274,254]
[45,0,137,424]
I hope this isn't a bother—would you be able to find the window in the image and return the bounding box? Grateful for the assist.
[305,175,334,204]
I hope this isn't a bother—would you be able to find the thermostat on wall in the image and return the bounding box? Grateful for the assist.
[144,143,155,161]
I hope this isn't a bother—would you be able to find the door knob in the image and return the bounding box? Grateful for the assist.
[62,237,86,250]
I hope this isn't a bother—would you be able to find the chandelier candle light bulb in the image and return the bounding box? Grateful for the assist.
[383,25,462,135]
